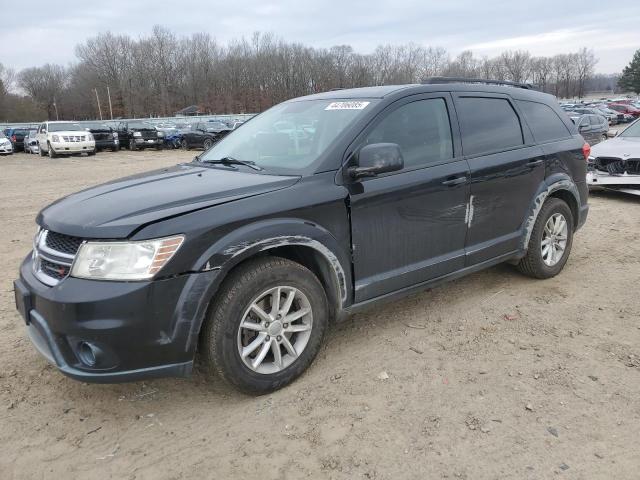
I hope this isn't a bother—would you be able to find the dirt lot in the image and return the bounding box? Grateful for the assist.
[1,149,639,480]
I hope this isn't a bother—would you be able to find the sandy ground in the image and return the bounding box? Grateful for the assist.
[1,149,639,480]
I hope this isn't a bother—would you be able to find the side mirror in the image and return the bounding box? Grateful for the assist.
[348,143,404,180]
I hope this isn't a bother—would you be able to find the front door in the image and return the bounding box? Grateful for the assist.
[348,94,470,302]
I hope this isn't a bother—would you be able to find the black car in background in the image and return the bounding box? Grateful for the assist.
[116,121,164,150]
[14,79,590,394]
[180,122,227,150]
[81,122,120,152]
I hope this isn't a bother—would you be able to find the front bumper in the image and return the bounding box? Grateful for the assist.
[14,255,220,383]
[0,144,13,154]
[133,138,163,147]
[50,141,95,153]
[587,170,640,187]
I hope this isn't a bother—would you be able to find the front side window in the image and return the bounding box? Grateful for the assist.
[200,99,377,173]
[361,98,453,170]
[619,120,640,138]
[457,97,524,156]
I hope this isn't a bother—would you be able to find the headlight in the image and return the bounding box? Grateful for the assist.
[157,131,165,137]
[112,132,118,139]
[133,131,142,137]
[52,135,60,142]
[71,235,184,281]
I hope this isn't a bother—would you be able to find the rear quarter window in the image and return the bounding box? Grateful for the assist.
[516,100,572,143]
[456,97,524,156]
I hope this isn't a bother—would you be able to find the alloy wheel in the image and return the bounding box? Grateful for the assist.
[237,286,313,374]
[541,213,568,266]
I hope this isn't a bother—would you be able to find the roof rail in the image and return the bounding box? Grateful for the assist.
[422,76,536,90]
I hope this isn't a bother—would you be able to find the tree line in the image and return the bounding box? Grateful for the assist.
[0,27,623,122]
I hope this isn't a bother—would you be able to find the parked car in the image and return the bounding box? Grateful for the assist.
[587,117,640,194]
[180,122,226,150]
[590,105,624,124]
[572,107,617,125]
[36,121,96,158]
[206,120,233,137]
[608,103,640,119]
[4,127,35,152]
[116,121,165,150]
[14,80,589,394]
[571,114,608,145]
[24,130,39,154]
[81,122,119,152]
[0,132,13,155]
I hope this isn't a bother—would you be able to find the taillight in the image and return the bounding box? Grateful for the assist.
[582,142,591,162]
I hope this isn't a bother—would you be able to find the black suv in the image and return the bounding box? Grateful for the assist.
[116,120,164,150]
[14,79,589,394]
[81,122,120,152]
[180,122,225,150]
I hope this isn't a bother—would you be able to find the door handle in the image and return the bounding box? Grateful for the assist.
[441,176,468,186]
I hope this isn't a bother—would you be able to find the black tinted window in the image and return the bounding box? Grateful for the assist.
[457,97,523,156]
[517,100,572,143]
[363,98,453,169]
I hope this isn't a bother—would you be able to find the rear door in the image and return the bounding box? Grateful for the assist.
[453,93,545,265]
[348,93,470,302]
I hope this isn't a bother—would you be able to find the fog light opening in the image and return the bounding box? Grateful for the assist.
[78,342,98,367]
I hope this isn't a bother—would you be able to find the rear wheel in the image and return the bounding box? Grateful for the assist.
[200,257,329,394]
[181,139,189,150]
[517,198,574,279]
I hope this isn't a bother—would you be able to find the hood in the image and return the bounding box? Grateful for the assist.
[38,163,300,238]
[590,136,640,158]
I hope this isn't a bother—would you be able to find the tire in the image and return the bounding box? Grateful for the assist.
[38,142,45,157]
[203,138,213,150]
[112,146,120,152]
[181,139,189,150]
[155,145,163,151]
[517,198,574,279]
[129,140,137,151]
[200,256,329,395]
[47,143,57,158]
[87,149,96,156]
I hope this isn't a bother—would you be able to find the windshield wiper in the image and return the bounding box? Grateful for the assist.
[200,156,263,171]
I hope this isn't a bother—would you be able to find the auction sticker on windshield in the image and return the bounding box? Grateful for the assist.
[325,101,370,110]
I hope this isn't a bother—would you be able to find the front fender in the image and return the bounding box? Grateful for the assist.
[195,218,351,306]
[520,174,580,251]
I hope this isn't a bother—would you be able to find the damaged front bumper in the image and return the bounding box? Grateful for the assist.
[587,158,640,195]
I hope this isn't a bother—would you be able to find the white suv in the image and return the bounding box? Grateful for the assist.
[36,121,96,158]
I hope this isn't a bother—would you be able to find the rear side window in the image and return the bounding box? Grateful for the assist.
[589,115,603,126]
[517,100,572,143]
[363,98,453,169]
[456,97,523,156]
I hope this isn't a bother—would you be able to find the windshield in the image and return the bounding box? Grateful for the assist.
[200,99,376,172]
[83,122,111,130]
[620,120,640,138]
[49,123,83,132]
[127,121,155,130]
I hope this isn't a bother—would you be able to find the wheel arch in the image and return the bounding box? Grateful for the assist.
[520,176,580,251]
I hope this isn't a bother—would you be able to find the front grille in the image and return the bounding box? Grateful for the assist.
[33,230,83,286]
[45,231,83,255]
[40,258,70,280]
[61,135,86,142]
[595,157,640,175]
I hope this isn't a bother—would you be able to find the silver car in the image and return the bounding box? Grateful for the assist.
[587,118,640,195]
[24,130,39,154]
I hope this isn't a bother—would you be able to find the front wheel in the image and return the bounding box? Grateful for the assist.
[47,143,57,158]
[200,257,329,395]
[517,198,574,279]
[203,138,213,150]
[181,139,189,150]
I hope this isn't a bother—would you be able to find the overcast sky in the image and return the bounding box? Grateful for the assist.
[1,0,638,73]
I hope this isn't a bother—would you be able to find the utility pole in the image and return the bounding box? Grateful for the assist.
[94,88,103,120]
[106,86,114,120]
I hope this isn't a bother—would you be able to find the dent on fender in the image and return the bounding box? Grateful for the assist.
[218,235,348,305]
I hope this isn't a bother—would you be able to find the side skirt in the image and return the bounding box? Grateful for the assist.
[342,250,522,317]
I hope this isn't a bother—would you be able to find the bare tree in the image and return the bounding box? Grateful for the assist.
[18,64,68,119]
